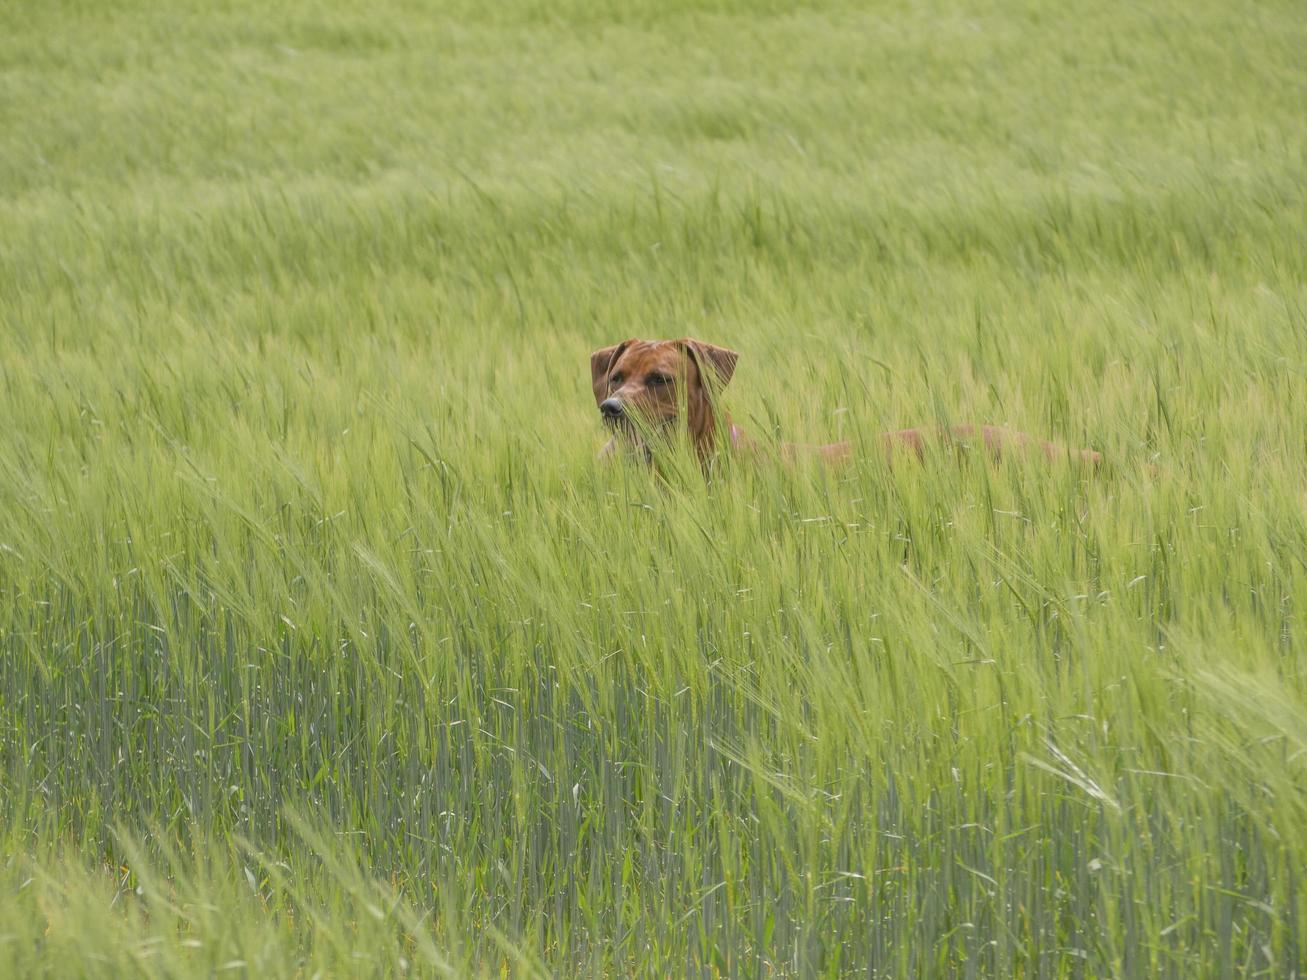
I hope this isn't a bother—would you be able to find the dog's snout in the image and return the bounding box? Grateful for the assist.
[600,398,624,420]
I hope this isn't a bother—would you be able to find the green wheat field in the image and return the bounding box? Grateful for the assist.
[2,0,1306,975]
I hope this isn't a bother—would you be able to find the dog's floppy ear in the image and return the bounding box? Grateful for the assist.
[590,339,635,406]
[680,339,739,394]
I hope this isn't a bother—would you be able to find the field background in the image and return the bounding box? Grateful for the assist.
[2,0,1306,975]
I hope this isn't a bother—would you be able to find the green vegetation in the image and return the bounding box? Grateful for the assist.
[2,0,1305,974]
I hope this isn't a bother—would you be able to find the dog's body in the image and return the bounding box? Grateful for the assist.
[591,337,1102,470]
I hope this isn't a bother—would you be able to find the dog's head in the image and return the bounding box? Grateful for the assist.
[589,338,739,462]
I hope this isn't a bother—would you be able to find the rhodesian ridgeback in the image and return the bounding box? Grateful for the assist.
[591,337,1102,469]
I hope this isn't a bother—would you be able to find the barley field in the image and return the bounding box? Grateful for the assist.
[2,0,1306,975]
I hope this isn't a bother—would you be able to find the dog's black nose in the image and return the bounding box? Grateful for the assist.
[600,398,624,420]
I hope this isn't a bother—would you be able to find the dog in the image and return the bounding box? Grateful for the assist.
[591,337,1102,469]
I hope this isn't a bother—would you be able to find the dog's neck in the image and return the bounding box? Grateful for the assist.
[599,404,746,472]
[689,389,748,464]
[694,411,756,471]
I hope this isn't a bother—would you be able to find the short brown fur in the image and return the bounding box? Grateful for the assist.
[590,337,1101,470]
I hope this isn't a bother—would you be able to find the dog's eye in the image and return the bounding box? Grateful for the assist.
[610,372,624,385]
[647,373,671,386]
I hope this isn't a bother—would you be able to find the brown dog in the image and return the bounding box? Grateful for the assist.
[591,337,1102,469]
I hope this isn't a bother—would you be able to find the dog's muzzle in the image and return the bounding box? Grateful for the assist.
[600,398,624,421]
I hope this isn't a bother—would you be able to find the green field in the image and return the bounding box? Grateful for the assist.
[2,0,1306,975]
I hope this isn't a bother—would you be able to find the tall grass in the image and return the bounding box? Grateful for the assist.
[2,0,1306,974]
